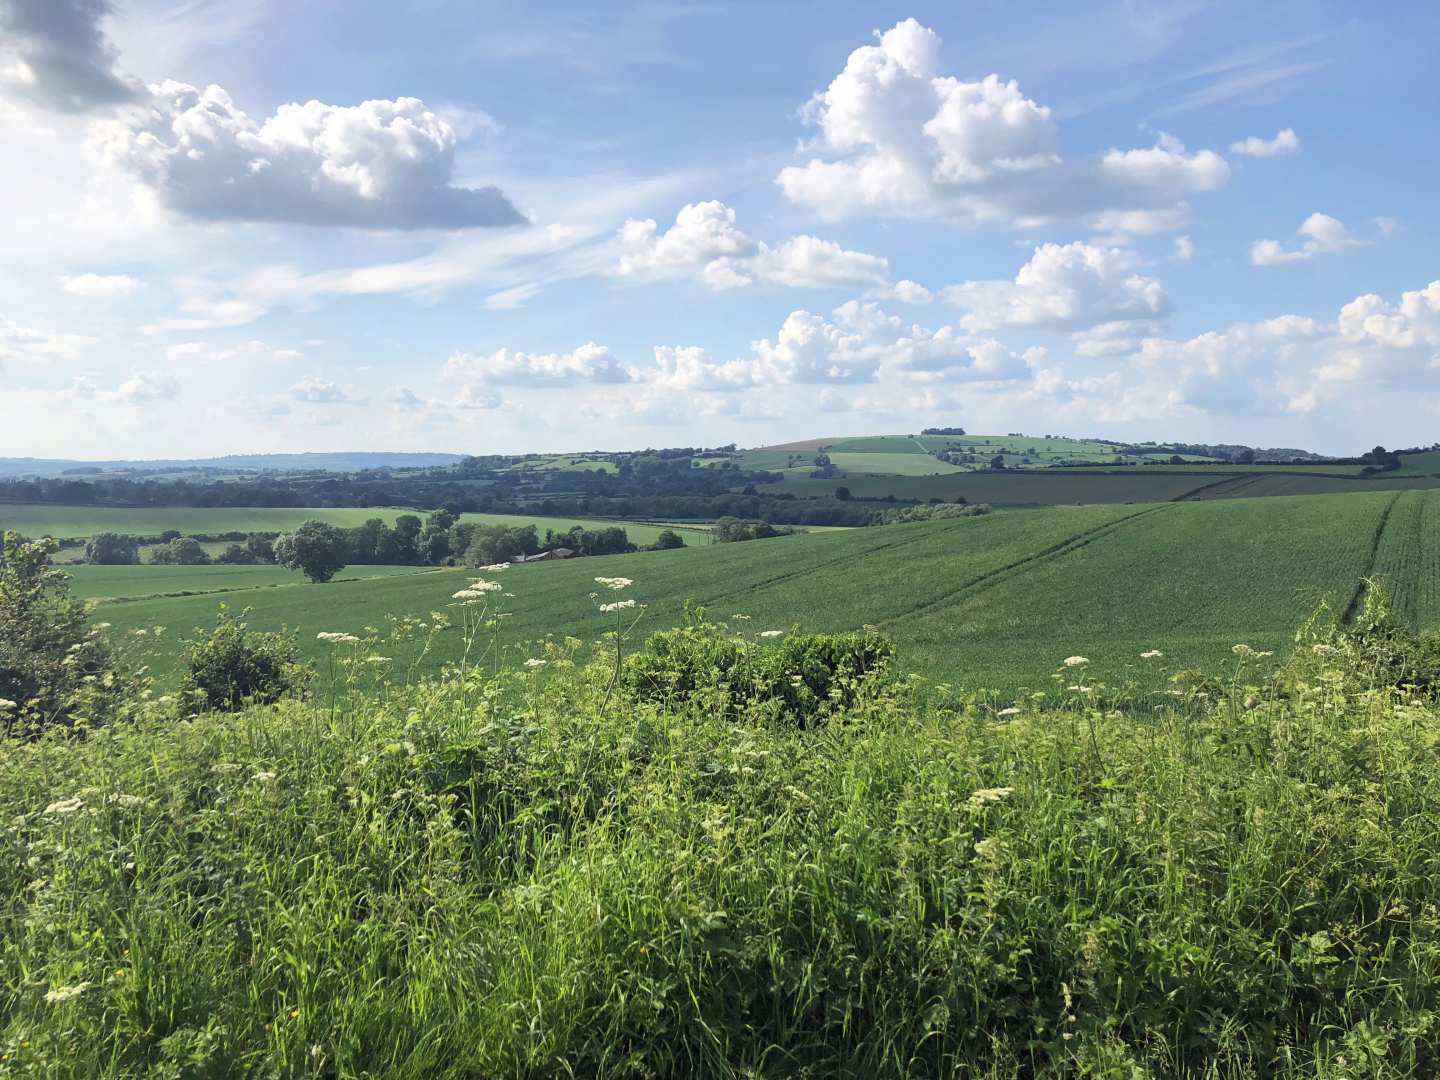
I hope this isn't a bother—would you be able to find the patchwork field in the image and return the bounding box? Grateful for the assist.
[66,563,437,603]
[91,490,1438,697]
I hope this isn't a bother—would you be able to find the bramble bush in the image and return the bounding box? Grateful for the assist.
[178,607,306,713]
[622,613,894,725]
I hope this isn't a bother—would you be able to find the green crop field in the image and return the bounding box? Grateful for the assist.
[760,466,1440,506]
[92,491,1438,698]
[65,563,437,603]
[827,452,966,476]
[1393,449,1440,477]
[0,504,708,548]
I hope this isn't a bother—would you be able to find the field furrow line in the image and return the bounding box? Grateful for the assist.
[686,527,943,607]
[1340,491,1404,625]
[872,504,1176,629]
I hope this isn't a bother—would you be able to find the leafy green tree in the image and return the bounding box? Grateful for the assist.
[654,529,685,549]
[393,515,422,562]
[0,532,115,732]
[84,532,140,564]
[149,537,211,565]
[274,520,348,583]
[214,543,257,565]
[245,534,276,563]
[834,486,852,501]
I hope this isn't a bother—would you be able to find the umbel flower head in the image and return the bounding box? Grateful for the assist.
[1063,656,1089,668]
[594,576,633,591]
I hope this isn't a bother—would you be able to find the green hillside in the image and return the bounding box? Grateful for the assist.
[94,490,1437,697]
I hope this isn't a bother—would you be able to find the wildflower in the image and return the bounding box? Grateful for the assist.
[0,698,16,712]
[594,576,633,591]
[363,655,390,664]
[759,630,784,638]
[44,983,89,1004]
[44,797,84,815]
[524,658,548,669]
[317,632,359,645]
[969,786,1014,806]
[1232,644,1257,658]
[996,707,1020,717]
[1063,656,1089,668]
[973,837,1005,859]
[1066,684,1095,693]
[599,599,637,613]
[252,770,276,782]
[475,563,510,572]
[1140,649,1164,659]
[133,628,148,637]
[732,613,751,621]
[93,622,111,630]
[1312,643,1339,656]
[106,794,144,808]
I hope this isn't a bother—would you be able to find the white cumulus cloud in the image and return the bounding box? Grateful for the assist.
[616,201,889,289]
[94,81,525,230]
[775,19,1228,231]
[1251,212,1362,266]
[941,242,1169,332]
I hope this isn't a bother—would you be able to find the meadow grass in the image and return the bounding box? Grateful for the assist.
[64,563,435,603]
[3,612,1440,1076]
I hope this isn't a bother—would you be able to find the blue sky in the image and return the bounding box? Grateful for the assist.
[1,0,1436,457]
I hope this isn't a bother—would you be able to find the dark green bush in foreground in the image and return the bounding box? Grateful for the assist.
[4,613,1440,1075]
[622,616,894,724]
[178,607,306,713]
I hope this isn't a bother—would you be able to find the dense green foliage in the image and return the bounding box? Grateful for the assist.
[0,533,118,735]
[5,610,1440,1074]
[274,520,348,583]
[178,608,306,713]
[82,532,139,565]
[623,617,893,726]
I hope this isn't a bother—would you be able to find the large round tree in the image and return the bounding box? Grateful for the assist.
[273,520,348,583]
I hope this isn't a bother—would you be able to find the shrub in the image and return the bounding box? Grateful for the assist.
[179,608,305,713]
[652,529,685,550]
[622,616,893,726]
[214,544,257,565]
[880,502,993,524]
[0,531,118,733]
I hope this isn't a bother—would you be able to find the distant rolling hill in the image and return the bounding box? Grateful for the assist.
[98,490,1439,697]
[0,452,466,478]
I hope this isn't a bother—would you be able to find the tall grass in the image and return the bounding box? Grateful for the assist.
[3,627,1440,1076]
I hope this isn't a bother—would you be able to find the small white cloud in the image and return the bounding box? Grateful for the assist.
[0,312,99,365]
[1251,211,1362,266]
[483,282,543,310]
[1230,128,1301,158]
[290,376,363,405]
[616,201,888,290]
[67,369,178,403]
[445,342,631,389]
[1172,235,1194,261]
[59,273,144,297]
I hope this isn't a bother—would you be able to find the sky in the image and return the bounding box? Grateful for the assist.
[0,0,1436,458]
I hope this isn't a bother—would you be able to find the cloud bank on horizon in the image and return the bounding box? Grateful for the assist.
[0,0,1435,457]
